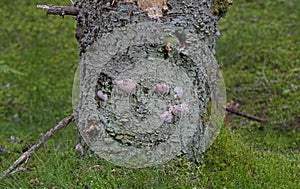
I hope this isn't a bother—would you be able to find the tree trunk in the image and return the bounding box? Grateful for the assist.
[74,0,229,167]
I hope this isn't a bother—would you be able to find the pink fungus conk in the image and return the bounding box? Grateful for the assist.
[153,82,170,95]
[115,79,136,94]
[169,103,189,117]
[160,111,174,123]
[97,90,108,101]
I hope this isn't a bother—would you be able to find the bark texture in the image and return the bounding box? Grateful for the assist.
[76,0,228,55]
[74,0,229,166]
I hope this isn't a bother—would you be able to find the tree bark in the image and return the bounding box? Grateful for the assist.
[74,0,230,167]
[75,0,229,55]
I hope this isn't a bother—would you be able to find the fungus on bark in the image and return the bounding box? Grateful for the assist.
[38,0,231,167]
[72,0,229,167]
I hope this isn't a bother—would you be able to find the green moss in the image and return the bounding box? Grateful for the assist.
[0,0,299,188]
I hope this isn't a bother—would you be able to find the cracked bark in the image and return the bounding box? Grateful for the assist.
[74,0,230,165]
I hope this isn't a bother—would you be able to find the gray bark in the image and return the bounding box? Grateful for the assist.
[74,0,229,167]
[75,0,228,55]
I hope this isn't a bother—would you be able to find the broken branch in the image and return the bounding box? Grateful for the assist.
[0,113,75,180]
[225,106,268,123]
[36,5,80,16]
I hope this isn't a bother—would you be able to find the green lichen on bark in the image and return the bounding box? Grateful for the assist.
[75,0,227,166]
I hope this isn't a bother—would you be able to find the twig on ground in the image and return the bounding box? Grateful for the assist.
[224,106,268,123]
[36,5,80,16]
[0,113,75,180]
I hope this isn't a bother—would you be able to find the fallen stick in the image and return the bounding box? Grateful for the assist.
[224,106,268,123]
[36,5,80,16]
[0,106,266,180]
[0,113,75,180]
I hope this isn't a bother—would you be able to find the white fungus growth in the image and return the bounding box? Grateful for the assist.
[115,79,137,94]
[160,111,174,123]
[169,103,190,117]
[174,86,184,99]
[97,90,108,101]
[153,82,170,95]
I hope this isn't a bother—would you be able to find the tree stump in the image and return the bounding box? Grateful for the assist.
[73,0,229,167]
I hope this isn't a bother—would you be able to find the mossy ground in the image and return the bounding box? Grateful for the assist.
[0,0,299,188]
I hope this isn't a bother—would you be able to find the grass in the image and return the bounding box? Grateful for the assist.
[0,0,299,188]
